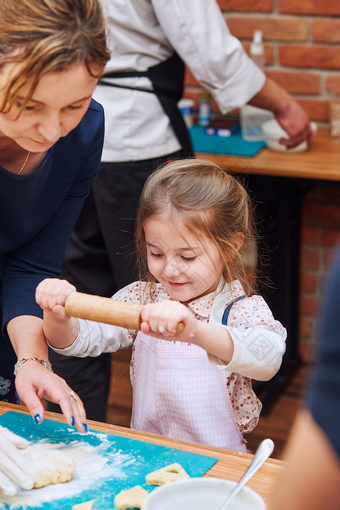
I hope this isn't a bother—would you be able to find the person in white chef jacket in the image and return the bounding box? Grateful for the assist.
[49,0,312,422]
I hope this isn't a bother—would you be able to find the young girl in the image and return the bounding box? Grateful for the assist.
[36,159,286,451]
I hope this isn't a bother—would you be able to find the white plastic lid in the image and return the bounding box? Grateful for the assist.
[250,30,263,56]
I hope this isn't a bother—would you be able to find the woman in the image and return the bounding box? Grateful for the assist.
[0,0,110,432]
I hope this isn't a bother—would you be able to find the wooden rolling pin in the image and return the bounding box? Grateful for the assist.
[65,292,184,332]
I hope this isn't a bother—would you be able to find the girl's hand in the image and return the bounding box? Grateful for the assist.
[140,301,198,341]
[35,278,76,320]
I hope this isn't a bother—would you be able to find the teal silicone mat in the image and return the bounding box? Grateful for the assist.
[190,125,266,157]
[0,411,218,509]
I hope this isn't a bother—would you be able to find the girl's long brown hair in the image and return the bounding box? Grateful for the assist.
[136,158,257,299]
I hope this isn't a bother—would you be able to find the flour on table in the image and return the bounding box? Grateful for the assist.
[145,463,189,485]
[22,444,76,488]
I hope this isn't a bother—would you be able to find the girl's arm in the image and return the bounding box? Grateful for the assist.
[141,301,235,363]
[141,297,286,379]
[35,279,79,349]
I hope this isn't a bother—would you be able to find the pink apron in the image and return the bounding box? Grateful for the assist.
[130,332,246,451]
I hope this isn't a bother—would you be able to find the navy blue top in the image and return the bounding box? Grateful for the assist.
[0,98,104,333]
[307,247,340,458]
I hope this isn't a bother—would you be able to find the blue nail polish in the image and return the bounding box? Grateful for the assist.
[82,423,88,433]
[71,416,75,426]
[34,413,41,424]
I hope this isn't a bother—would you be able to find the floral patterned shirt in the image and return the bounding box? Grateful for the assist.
[52,280,286,433]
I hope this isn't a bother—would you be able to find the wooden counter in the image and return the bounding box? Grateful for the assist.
[197,128,340,181]
[0,402,283,506]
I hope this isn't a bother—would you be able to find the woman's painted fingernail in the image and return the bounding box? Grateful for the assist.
[82,423,88,433]
[34,413,41,424]
[71,416,75,426]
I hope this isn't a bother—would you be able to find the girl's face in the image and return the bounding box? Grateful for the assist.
[0,61,99,152]
[144,214,224,303]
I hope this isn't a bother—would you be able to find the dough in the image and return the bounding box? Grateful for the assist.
[72,500,95,510]
[23,445,76,489]
[114,485,148,509]
[145,463,189,485]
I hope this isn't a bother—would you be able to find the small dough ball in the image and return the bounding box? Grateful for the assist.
[145,463,189,485]
[72,500,95,510]
[114,485,148,509]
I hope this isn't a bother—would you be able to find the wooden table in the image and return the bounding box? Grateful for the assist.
[197,128,340,181]
[0,402,283,506]
[198,129,340,409]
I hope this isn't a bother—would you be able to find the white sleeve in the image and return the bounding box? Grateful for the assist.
[50,319,134,358]
[209,296,287,381]
[151,0,266,111]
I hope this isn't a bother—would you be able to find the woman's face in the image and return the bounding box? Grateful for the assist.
[0,61,99,152]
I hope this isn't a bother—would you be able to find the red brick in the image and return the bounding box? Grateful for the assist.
[300,296,319,316]
[296,99,330,122]
[279,45,340,70]
[300,273,318,294]
[299,317,314,339]
[217,0,273,12]
[318,187,340,201]
[322,228,340,247]
[326,75,340,96]
[305,203,340,224]
[279,0,340,15]
[266,71,320,95]
[299,340,316,363]
[227,17,307,41]
[301,247,320,271]
[312,18,340,43]
[301,225,320,246]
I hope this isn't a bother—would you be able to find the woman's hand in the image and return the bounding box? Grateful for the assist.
[140,301,198,340]
[15,361,87,433]
[0,425,33,496]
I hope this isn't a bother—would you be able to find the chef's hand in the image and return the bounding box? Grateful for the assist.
[250,77,313,149]
[275,97,313,149]
[0,425,33,496]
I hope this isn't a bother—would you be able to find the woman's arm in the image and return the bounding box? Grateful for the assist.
[7,315,86,432]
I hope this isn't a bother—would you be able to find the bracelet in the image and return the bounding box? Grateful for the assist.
[14,357,53,376]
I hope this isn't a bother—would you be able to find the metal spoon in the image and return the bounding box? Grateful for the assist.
[218,438,274,510]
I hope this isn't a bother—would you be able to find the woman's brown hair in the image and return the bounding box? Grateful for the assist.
[0,0,110,112]
[136,158,257,298]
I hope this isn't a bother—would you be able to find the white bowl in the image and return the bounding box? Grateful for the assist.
[142,477,266,510]
[261,119,317,153]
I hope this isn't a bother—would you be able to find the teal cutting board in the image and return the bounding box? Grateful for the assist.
[0,411,218,509]
[190,125,266,157]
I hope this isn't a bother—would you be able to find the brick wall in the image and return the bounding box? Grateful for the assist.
[183,0,340,362]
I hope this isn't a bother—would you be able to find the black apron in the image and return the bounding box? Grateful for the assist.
[98,52,194,157]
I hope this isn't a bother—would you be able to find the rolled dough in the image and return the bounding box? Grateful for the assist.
[23,444,76,489]
[145,463,189,485]
[114,485,148,509]
[72,500,95,510]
